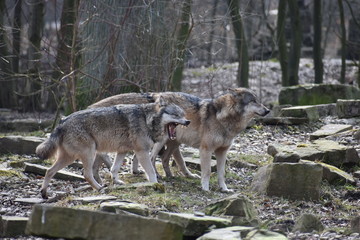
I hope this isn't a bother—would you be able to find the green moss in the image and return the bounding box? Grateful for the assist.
[0,169,23,178]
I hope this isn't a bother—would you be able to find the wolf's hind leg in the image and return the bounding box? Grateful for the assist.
[200,148,213,191]
[110,153,126,185]
[173,147,200,179]
[151,141,169,178]
[41,151,75,199]
[81,150,102,191]
[135,150,158,183]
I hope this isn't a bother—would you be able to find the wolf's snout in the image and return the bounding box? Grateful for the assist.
[264,108,270,116]
[184,120,191,126]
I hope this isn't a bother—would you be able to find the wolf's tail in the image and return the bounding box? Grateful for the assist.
[36,128,61,160]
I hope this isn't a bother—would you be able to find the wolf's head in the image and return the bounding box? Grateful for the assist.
[156,96,190,140]
[215,88,270,122]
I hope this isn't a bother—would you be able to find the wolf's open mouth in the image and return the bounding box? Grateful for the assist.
[167,123,178,140]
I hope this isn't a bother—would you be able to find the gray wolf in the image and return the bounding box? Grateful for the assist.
[89,88,270,192]
[36,97,190,199]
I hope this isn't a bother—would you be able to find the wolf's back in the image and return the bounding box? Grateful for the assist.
[36,128,61,160]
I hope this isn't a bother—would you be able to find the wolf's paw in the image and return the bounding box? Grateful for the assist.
[186,173,200,179]
[41,189,48,199]
[220,188,234,193]
[133,169,144,175]
[113,179,125,185]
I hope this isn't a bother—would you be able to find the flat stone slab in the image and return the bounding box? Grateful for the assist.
[258,117,309,125]
[197,226,255,240]
[0,119,53,132]
[268,139,360,167]
[24,163,85,181]
[26,204,183,240]
[158,211,231,237]
[73,195,117,203]
[280,106,320,122]
[310,124,353,140]
[100,201,149,216]
[1,215,29,237]
[14,198,45,204]
[0,136,45,155]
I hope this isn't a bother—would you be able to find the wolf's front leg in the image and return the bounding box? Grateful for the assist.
[110,153,126,185]
[200,148,213,191]
[135,150,158,183]
[215,147,233,193]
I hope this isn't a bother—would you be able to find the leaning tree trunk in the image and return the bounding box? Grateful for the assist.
[287,0,302,86]
[337,0,346,84]
[170,0,192,91]
[227,0,249,88]
[313,0,323,84]
[276,0,288,86]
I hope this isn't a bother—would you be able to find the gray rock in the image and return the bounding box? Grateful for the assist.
[14,198,45,204]
[157,211,231,238]
[100,201,149,216]
[205,194,259,227]
[250,162,323,200]
[26,204,183,240]
[0,215,29,237]
[300,160,355,185]
[279,84,360,106]
[310,124,353,140]
[0,136,45,155]
[273,152,300,163]
[197,226,254,240]
[246,229,288,240]
[293,213,324,233]
[337,99,360,118]
[351,215,360,233]
[24,162,85,182]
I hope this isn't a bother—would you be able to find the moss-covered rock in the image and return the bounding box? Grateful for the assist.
[279,84,360,106]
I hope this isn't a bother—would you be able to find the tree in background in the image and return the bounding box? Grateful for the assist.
[337,0,346,84]
[276,0,288,86]
[170,0,193,91]
[227,0,249,88]
[313,0,323,84]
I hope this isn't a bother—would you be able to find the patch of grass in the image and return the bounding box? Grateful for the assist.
[228,153,272,167]
[0,169,23,178]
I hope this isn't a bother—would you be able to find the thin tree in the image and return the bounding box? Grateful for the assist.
[287,0,302,86]
[276,0,288,86]
[337,0,346,84]
[170,0,193,91]
[227,0,249,88]
[313,0,323,84]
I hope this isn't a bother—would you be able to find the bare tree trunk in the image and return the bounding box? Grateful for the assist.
[287,0,302,86]
[0,1,17,108]
[313,0,323,84]
[54,0,80,113]
[227,0,249,88]
[206,0,219,66]
[170,0,192,91]
[277,0,288,86]
[22,0,44,111]
[12,0,22,75]
[337,0,346,84]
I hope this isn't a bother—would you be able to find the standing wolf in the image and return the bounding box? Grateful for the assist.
[89,88,270,192]
[36,97,190,199]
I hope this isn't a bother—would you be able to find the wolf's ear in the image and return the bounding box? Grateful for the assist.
[155,95,167,107]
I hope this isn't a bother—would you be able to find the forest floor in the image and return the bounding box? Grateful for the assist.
[1,59,360,239]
